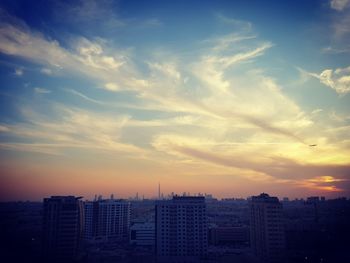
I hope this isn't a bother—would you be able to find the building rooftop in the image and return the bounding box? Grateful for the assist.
[251,193,280,203]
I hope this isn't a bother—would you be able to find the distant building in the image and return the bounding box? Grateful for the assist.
[130,222,155,248]
[84,199,130,241]
[156,196,208,262]
[306,196,320,204]
[282,197,289,202]
[42,196,84,263]
[209,225,249,246]
[250,193,285,263]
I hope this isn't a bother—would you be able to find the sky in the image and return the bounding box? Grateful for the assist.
[0,0,349,201]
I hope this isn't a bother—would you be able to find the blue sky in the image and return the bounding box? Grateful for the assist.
[0,0,349,200]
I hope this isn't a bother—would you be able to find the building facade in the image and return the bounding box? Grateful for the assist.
[156,196,208,262]
[250,193,285,263]
[42,196,84,263]
[209,225,249,246]
[83,199,131,241]
[130,222,155,248]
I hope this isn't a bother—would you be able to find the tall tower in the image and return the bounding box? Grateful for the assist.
[250,193,285,263]
[155,196,208,262]
[42,196,83,263]
[158,182,161,200]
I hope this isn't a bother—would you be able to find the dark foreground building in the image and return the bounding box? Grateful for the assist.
[42,196,84,262]
[250,193,285,263]
[84,198,130,241]
[156,196,208,262]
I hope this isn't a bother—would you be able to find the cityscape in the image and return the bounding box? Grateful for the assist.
[1,0,350,262]
[1,192,350,262]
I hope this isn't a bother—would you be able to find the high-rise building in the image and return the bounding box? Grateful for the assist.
[209,225,249,246]
[155,196,208,262]
[130,222,155,248]
[42,196,84,263]
[84,199,130,241]
[83,201,94,239]
[250,193,285,263]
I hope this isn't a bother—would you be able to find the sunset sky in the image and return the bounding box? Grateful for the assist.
[0,0,349,201]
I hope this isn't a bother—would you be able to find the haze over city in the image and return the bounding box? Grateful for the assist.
[0,0,350,201]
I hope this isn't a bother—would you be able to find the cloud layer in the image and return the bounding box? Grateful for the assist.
[0,3,349,199]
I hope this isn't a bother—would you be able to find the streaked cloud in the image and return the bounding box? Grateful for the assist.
[321,46,350,54]
[308,66,350,94]
[143,18,162,27]
[0,1,349,199]
[65,89,105,105]
[34,87,51,94]
[0,104,148,157]
[216,13,252,32]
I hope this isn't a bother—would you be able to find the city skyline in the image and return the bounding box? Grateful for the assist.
[0,0,350,201]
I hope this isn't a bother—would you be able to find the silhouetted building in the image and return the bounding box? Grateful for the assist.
[250,193,285,263]
[209,225,249,246]
[84,199,130,241]
[130,222,155,248]
[156,196,207,262]
[42,196,83,263]
[306,196,320,204]
[83,201,94,239]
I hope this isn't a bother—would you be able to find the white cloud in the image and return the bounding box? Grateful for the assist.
[0,125,10,132]
[192,41,272,94]
[0,23,78,69]
[309,66,350,94]
[3,12,348,184]
[65,89,105,105]
[330,0,350,11]
[75,37,125,70]
[104,82,120,91]
[40,68,53,75]
[211,34,256,52]
[14,68,23,76]
[311,109,323,115]
[0,104,147,156]
[148,62,181,81]
[0,17,148,94]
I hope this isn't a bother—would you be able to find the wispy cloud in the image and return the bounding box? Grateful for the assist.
[330,0,350,11]
[216,13,252,31]
[321,46,350,54]
[152,134,350,192]
[142,18,162,27]
[1,8,349,196]
[308,66,350,94]
[53,0,125,28]
[65,88,105,105]
[34,87,51,94]
[40,68,53,75]
[0,13,312,146]
[0,104,148,157]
